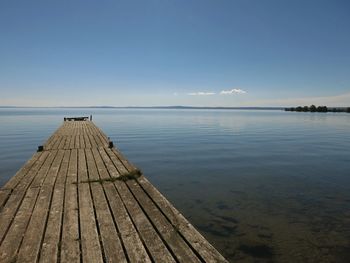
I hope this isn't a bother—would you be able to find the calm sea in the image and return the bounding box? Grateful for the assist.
[1,108,349,262]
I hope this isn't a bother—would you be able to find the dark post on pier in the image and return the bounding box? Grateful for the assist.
[0,118,227,263]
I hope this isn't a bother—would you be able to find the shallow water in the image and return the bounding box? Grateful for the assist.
[1,108,350,262]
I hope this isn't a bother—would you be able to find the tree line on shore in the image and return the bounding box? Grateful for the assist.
[285,105,350,113]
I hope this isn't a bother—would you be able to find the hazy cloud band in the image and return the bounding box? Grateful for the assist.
[220,89,247,95]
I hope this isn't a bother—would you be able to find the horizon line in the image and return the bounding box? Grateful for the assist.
[0,105,348,110]
[0,105,287,109]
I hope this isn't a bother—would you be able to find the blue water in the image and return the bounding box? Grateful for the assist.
[1,108,350,262]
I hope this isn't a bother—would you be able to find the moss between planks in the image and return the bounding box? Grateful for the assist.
[77,169,142,184]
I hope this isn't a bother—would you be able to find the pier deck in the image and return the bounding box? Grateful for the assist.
[0,120,227,263]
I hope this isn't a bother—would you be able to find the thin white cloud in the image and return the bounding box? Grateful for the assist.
[220,88,247,95]
[187,92,216,96]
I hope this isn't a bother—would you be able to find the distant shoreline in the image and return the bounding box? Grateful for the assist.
[285,105,350,113]
[1,106,349,112]
[0,106,284,110]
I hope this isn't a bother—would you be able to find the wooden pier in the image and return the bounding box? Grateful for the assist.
[0,120,228,263]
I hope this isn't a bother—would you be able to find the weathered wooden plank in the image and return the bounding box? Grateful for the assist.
[51,136,63,150]
[85,122,94,136]
[2,152,42,190]
[30,150,58,188]
[85,147,151,262]
[75,135,80,149]
[69,135,76,149]
[80,135,85,149]
[0,151,50,243]
[64,135,71,150]
[61,149,80,263]
[0,187,40,263]
[92,133,105,148]
[78,149,103,263]
[111,148,134,173]
[98,148,120,179]
[113,180,176,262]
[100,139,182,262]
[90,183,127,263]
[58,136,67,150]
[44,134,57,149]
[105,148,129,175]
[93,127,108,146]
[39,150,70,263]
[127,179,200,263]
[92,148,111,180]
[104,182,152,263]
[90,124,109,145]
[45,135,59,150]
[138,176,229,263]
[0,190,11,211]
[84,134,92,149]
[85,148,100,181]
[88,122,107,147]
[88,134,98,148]
[16,150,65,263]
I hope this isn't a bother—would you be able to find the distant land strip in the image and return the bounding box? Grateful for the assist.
[285,105,350,113]
[0,106,285,110]
[1,106,350,112]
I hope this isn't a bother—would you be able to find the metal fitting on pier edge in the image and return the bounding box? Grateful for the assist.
[108,141,114,148]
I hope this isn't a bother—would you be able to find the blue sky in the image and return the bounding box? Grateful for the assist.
[1,0,350,107]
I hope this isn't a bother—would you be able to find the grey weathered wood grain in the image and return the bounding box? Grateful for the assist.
[16,150,65,263]
[60,149,80,263]
[39,150,70,263]
[78,149,103,263]
[0,120,227,263]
